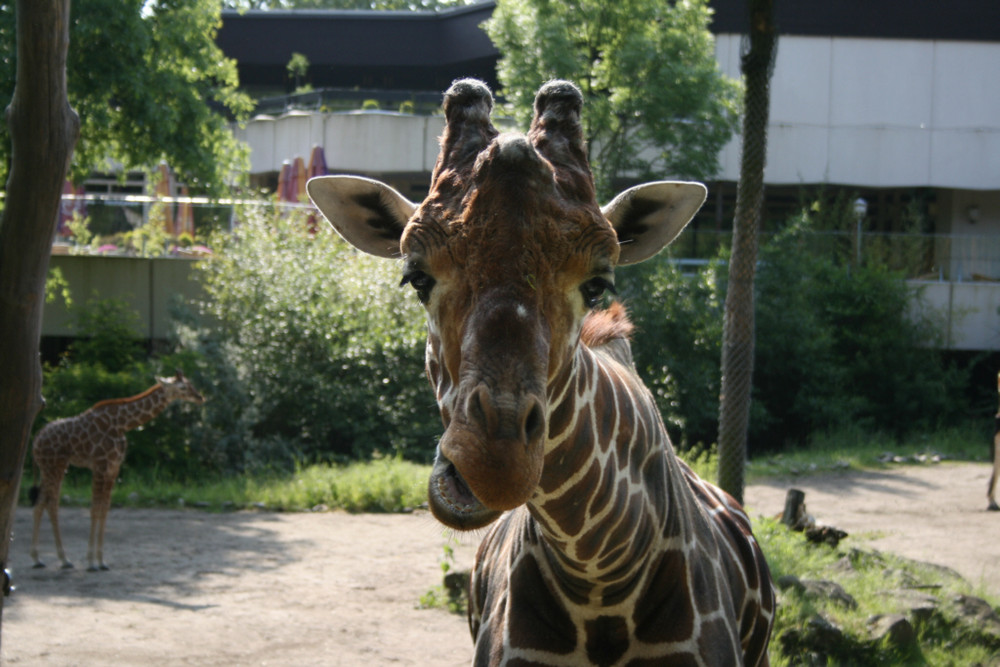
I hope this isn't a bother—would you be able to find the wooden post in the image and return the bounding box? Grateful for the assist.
[781,488,806,528]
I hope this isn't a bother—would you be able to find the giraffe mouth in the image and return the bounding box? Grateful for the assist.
[427,457,502,531]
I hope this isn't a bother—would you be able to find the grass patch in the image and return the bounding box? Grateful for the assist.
[757,516,1000,665]
[747,423,990,480]
[40,457,430,514]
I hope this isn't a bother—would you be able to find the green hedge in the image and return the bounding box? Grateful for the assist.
[171,205,438,473]
[623,213,968,453]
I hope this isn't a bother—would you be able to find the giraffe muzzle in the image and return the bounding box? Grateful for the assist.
[427,456,502,531]
[427,385,546,530]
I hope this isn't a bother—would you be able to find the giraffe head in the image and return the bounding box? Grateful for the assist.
[308,79,705,530]
[158,370,206,406]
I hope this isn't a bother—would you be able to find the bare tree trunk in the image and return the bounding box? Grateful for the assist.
[717,0,776,504]
[0,0,78,643]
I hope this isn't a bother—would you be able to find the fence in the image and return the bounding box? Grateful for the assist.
[671,228,1000,282]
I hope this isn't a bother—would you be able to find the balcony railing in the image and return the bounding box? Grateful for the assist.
[670,229,1000,283]
[55,193,1000,283]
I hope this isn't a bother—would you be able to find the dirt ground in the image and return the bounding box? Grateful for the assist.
[2,461,997,665]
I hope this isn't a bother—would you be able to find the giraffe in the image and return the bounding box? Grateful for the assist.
[308,79,775,665]
[30,370,204,571]
[988,371,999,512]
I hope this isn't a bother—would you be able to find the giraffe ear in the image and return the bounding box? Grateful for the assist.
[307,175,417,259]
[602,181,707,265]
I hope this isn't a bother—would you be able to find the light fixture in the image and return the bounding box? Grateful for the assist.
[853,197,868,221]
[967,205,981,224]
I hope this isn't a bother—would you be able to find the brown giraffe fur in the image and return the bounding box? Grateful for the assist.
[30,370,204,571]
[309,80,775,665]
[989,371,1000,512]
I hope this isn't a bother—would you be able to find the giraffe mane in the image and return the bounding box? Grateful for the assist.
[88,383,163,411]
[580,301,634,348]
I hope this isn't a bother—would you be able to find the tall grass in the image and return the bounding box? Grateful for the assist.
[45,457,429,514]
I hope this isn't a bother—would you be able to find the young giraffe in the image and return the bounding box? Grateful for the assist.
[988,371,1000,512]
[308,79,775,665]
[30,370,204,571]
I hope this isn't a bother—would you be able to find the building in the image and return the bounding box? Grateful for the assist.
[216,0,1000,350]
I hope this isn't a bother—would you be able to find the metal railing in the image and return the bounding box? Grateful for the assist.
[669,229,1000,282]
[55,193,1000,282]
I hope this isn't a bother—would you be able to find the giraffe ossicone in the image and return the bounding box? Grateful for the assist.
[309,79,774,666]
[30,370,204,571]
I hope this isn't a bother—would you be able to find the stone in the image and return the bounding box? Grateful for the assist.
[801,579,858,609]
[868,613,917,649]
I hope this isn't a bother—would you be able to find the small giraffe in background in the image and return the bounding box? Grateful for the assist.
[309,79,774,666]
[988,371,999,511]
[30,370,204,571]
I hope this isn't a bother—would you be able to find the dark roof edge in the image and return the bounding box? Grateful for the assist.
[220,1,495,22]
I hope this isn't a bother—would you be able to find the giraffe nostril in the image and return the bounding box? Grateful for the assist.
[522,399,546,448]
[468,384,497,435]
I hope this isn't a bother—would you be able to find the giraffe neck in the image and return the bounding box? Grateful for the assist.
[527,343,693,600]
[93,384,175,433]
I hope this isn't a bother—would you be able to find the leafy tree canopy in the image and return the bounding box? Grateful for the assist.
[0,0,253,194]
[485,0,741,197]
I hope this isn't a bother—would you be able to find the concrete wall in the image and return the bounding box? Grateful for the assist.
[44,255,203,340]
[236,111,446,177]
[912,280,1000,350]
[714,35,1000,192]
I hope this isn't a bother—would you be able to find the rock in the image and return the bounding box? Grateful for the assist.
[829,555,856,574]
[951,595,1000,642]
[868,613,917,650]
[127,491,140,503]
[882,588,940,626]
[805,614,847,652]
[801,579,858,609]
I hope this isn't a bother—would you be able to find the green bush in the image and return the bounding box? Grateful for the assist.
[175,204,438,473]
[619,208,969,454]
[618,255,725,448]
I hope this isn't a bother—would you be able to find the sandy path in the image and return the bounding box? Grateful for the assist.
[744,460,1000,595]
[2,461,996,664]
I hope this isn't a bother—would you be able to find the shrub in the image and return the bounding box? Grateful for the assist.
[618,255,725,448]
[620,208,969,454]
[175,204,438,473]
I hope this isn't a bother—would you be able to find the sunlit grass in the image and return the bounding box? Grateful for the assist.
[747,422,989,481]
[47,457,429,514]
[756,515,1000,665]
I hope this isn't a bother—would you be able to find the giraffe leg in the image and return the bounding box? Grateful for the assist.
[30,499,45,568]
[31,464,72,568]
[48,499,74,569]
[87,473,115,571]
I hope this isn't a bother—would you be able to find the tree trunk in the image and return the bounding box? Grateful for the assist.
[717,0,776,504]
[0,0,78,644]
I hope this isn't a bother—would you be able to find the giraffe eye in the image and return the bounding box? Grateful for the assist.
[580,276,616,308]
[401,268,435,304]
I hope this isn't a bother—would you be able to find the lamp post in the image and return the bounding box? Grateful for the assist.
[853,197,868,267]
